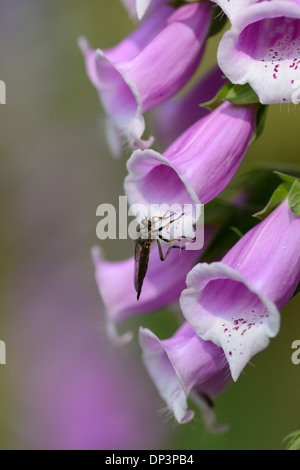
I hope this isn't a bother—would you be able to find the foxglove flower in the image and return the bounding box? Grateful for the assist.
[140,322,230,429]
[92,226,215,343]
[180,199,300,382]
[79,2,212,156]
[124,101,256,228]
[153,65,226,150]
[215,0,300,104]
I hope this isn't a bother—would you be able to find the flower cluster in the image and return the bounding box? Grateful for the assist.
[80,0,300,430]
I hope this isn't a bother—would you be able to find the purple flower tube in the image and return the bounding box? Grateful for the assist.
[124,101,256,222]
[79,2,212,155]
[180,200,300,381]
[215,0,300,103]
[92,226,215,343]
[140,322,231,429]
[153,65,227,150]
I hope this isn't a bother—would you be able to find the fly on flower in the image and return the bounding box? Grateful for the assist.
[134,212,192,300]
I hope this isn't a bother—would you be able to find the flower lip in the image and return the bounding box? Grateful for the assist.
[124,149,201,220]
[139,327,195,424]
[234,1,300,32]
[139,324,230,430]
[79,38,154,154]
[91,238,207,330]
[94,49,141,117]
[180,262,281,382]
[80,2,211,153]
[218,1,300,103]
[93,49,155,151]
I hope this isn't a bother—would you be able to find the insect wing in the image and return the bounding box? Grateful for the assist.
[134,241,143,295]
[134,241,151,300]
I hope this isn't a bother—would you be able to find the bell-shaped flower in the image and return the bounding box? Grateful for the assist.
[153,65,226,150]
[180,199,300,382]
[124,101,256,229]
[92,226,215,344]
[79,2,212,156]
[140,322,231,429]
[215,0,300,104]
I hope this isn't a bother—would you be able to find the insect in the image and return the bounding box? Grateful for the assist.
[134,212,188,300]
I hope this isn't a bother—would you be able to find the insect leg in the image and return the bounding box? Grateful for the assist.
[151,212,176,228]
[150,212,185,236]
[156,213,185,233]
[153,211,176,221]
[159,235,190,242]
[156,239,182,261]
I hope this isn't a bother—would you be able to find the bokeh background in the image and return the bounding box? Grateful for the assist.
[0,0,299,450]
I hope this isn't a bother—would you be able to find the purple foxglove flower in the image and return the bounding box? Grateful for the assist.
[153,65,227,150]
[216,0,300,104]
[79,4,172,156]
[140,322,230,429]
[92,226,215,343]
[79,2,212,156]
[180,199,300,382]
[124,101,256,224]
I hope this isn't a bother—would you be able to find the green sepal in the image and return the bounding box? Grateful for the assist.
[253,171,300,218]
[225,83,260,105]
[200,82,233,111]
[283,429,300,450]
[251,105,268,144]
[228,226,244,239]
[275,171,300,185]
[201,82,260,110]
[276,171,300,215]
[253,182,290,220]
[201,82,267,145]
[288,180,300,215]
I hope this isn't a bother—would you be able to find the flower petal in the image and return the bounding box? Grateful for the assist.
[124,148,201,217]
[140,327,194,424]
[180,262,281,381]
[92,240,204,324]
[105,118,123,159]
[79,39,154,154]
[217,1,300,103]
[140,324,228,426]
[153,65,227,150]
[81,3,210,154]
[125,103,255,215]
[221,199,300,309]
[121,3,210,113]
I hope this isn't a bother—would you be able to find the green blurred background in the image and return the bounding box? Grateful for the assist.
[0,0,299,450]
